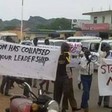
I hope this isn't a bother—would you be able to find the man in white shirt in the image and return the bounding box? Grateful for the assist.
[79,49,94,112]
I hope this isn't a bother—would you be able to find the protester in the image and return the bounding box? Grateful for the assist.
[44,38,50,45]
[79,49,95,112]
[62,65,80,112]
[0,76,11,96]
[23,78,32,97]
[33,37,38,46]
[77,74,82,90]
[9,77,15,89]
[39,80,50,94]
[39,38,51,94]
[77,47,88,90]
[77,51,83,90]
[53,42,71,112]
[0,36,16,96]
[97,43,111,108]
[32,37,38,88]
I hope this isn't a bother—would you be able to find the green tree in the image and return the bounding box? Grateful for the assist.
[37,18,71,30]
[49,18,71,30]
[3,26,17,30]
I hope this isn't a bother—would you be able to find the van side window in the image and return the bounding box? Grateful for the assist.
[109,42,112,50]
[101,42,107,51]
[90,43,99,52]
[101,42,112,51]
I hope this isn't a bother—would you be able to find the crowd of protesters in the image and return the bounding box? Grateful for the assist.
[0,37,112,112]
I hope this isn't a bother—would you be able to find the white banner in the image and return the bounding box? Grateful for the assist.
[68,42,82,55]
[67,42,82,68]
[98,58,112,96]
[0,41,60,81]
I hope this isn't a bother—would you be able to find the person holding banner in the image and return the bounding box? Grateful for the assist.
[39,38,51,94]
[53,42,70,112]
[0,37,17,96]
[79,49,95,112]
[0,76,11,96]
[97,43,111,108]
[54,42,80,112]
[32,37,38,88]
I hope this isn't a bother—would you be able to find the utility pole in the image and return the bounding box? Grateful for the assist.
[21,0,24,39]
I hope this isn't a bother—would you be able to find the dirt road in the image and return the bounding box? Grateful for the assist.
[0,69,112,112]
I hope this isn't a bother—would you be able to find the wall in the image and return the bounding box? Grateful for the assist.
[91,13,112,24]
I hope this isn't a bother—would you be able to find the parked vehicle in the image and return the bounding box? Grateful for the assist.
[0,32,19,43]
[48,39,67,46]
[5,79,59,112]
[67,36,101,42]
[20,39,66,47]
[38,39,67,46]
[81,39,112,70]
[66,36,101,67]
[20,40,33,46]
[81,39,112,55]
[81,39,101,53]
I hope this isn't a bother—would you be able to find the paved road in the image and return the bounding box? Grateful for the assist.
[0,68,112,112]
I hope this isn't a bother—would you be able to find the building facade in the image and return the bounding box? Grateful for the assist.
[82,10,112,39]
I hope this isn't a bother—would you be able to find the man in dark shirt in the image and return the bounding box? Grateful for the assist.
[53,42,70,112]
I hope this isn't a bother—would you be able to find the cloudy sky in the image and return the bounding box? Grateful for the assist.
[0,0,111,20]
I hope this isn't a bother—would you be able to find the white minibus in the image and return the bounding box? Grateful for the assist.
[81,39,112,55]
[67,36,101,42]
[0,32,19,43]
[81,39,112,70]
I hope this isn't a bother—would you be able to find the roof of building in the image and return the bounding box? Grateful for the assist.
[83,10,112,15]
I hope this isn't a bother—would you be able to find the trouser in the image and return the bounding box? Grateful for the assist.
[78,74,81,83]
[0,76,11,95]
[98,96,110,106]
[33,79,37,87]
[53,76,69,105]
[81,75,92,109]
[62,78,77,110]
[39,80,49,91]
[23,78,32,97]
